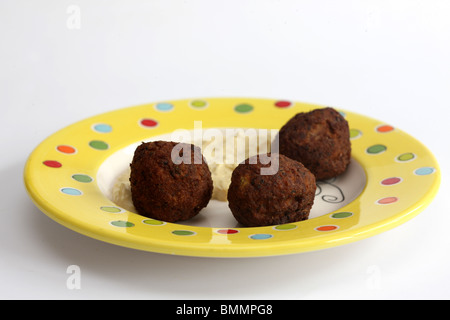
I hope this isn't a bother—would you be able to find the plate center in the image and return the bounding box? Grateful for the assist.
[97,129,366,228]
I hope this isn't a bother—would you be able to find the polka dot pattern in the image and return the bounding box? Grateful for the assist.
[415,167,435,176]
[216,229,239,234]
[32,98,438,257]
[331,212,353,219]
[350,129,362,139]
[89,140,109,150]
[376,124,394,133]
[377,197,398,205]
[57,145,77,154]
[250,234,273,240]
[93,124,112,133]
[273,224,297,231]
[381,177,402,186]
[143,219,166,226]
[61,187,82,196]
[43,160,62,168]
[110,220,134,228]
[234,103,253,114]
[72,174,93,183]
[190,100,208,109]
[155,102,174,112]
[396,152,416,162]
[316,225,339,232]
[140,118,159,128]
[101,206,124,213]
[366,144,387,154]
[172,230,196,236]
[274,100,292,108]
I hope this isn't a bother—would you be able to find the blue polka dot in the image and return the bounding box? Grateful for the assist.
[93,124,112,133]
[250,234,273,240]
[155,102,174,112]
[61,188,82,196]
[415,167,435,175]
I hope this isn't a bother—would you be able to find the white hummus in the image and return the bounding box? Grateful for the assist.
[111,129,277,212]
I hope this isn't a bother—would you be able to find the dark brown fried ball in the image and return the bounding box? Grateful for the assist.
[227,153,316,227]
[276,107,351,180]
[129,141,213,222]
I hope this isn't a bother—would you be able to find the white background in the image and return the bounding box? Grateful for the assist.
[1,0,450,300]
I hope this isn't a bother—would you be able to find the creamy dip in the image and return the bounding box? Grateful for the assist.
[111,129,277,212]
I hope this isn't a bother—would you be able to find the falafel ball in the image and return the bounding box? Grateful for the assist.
[227,153,316,227]
[276,107,351,180]
[130,141,213,222]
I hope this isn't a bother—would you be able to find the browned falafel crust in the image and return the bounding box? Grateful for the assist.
[227,153,316,227]
[129,141,213,222]
[277,107,351,180]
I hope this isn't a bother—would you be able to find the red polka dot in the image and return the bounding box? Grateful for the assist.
[377,197,398,204]
[316,225,339,232]
[275,100,292,108]
[216,229,239,235]
[43,160,62,168]
[381,177,402,186]
[140,119,158,128]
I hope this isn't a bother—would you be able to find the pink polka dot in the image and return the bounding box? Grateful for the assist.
[381,177,402,186]
[377,197,398,205]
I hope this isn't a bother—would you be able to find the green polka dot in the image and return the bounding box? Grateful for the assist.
[366,144,387,154]
[72,174,93,183]
[397,152,416,162]
[274,224,297,231]
[89,140,109,150]
[350,129,362,139]
[101,206,123,213]
[143,219,165,226]
[190,100,208,108]
[110,220,134,227]
[172,230,196,236]
[331,212,353,219]
[234,103,254,114]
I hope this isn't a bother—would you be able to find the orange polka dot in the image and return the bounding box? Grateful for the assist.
[57,145,76,154]
[376,125,394,133]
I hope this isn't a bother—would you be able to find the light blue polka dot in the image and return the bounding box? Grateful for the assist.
[250,234,273,240]
[415,167,435,175]
[61,188,82,196]
[93,124,112,133]
[155,102,174,112]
